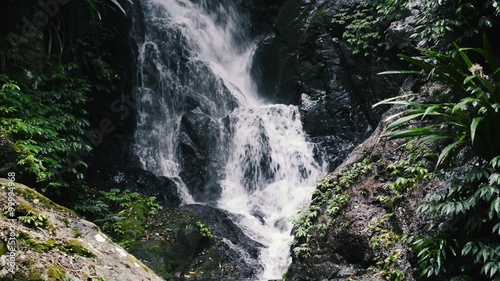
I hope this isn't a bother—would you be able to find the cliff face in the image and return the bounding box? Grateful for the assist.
[250,0,411,170]
[273,0,431,279]
[284,108,439,280]
[0,179,164,281]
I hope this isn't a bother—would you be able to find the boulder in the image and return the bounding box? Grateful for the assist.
[0,179,164,281]
[128,204,264,280]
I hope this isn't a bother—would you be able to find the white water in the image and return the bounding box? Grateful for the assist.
[220,105,323,278]
[134,0,325,278]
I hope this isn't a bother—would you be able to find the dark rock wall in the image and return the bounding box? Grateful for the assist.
[285,109,436,281]
[251,0,407,170]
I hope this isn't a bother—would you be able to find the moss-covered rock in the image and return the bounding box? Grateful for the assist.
[285,109,437,281]
[0,179,164,281]
[129,208,215,279]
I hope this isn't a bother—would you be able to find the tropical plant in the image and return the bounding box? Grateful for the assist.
[411,0,500,50]
[374,35,500,279]
[332,0,409,56]
[0,70,91,188]
[74,189,162,249]
[196,221,214,239]
[374,34,500,166]
[86,0,132,20]
[409,158,500,279]
[332,0,500,57]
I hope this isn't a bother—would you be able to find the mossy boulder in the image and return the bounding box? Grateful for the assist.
[0,179,164,281]
[128,208,216,279]
[129,205,264,280]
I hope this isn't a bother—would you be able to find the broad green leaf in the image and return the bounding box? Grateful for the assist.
[436,140,463,167]
[470,117,485,145]
[387,112,425,130]
[385,127,435,140]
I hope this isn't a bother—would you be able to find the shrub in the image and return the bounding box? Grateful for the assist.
[375,35,500,279]
[0,71,91,188]
[74,188,162,249]
[375,35,500,166]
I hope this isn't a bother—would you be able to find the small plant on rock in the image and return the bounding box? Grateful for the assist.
[196,221,213,239]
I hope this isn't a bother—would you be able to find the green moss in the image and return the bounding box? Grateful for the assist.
[73,230,83,238]
[0,267,44,281]
[60,239,96,258]
[126,255,152,273]
[59,217,70,227]
[15,232,94,259]
[15,232,55,253]
[0,241,6,256]
[128,208,221,280]
[15,199,35,215]
[11,182,77,215]
[46,265,67,280]
[0,179,76,215]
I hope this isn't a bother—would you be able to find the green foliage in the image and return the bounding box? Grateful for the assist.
[332,0,499,57]
[375,35,500,166]
[366,214,406,281]
[410,160,500,279]
[86,0,132,20]
[0,0,124,191]
[332,0,408,56]
[291,158,372,258]
[61,239,96,258]
[375,34,500,279]
[18,210,50,230]
[196,221,213,239]
[376,142,436,209]
[74,189,162,249]
[0,69,91,188]
[410,0,500,49]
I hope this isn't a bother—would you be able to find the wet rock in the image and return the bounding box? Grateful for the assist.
[181,204,264,277]
[129,204,264,280]
[241,0,287,35]
[285,109,433,280]
[86,133,181,207]
[178,112,231,202]
[252,0,407,171]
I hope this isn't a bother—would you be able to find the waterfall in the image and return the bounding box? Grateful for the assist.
[132,0,325,278]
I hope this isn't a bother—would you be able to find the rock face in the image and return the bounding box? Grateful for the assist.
[251,0,408,170]
[285,109,437,280]
[0,179,164,281]
[85,134,181,207]
[130,204,264,280]
[80,0,419,279]
[178,112,231,202]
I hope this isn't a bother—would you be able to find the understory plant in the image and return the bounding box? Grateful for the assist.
[0,71,91,188]
[332,0,408,56]
[73,188,161,249]
[374,34,500,279]
[333,0,500,57]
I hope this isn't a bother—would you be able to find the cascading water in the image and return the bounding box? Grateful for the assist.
[133,0,326,279]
